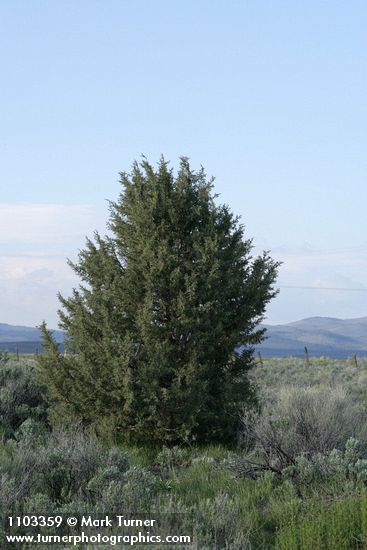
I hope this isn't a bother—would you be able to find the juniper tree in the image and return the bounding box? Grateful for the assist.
[38,157,279,444]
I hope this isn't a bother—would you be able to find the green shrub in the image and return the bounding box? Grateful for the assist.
[0,350,9,366]
[241,385,367,472]
[0,360,49,439]
[87,447,130,499]
[193,492,253,549]
[155,445,192,475]
[0,427,109,512]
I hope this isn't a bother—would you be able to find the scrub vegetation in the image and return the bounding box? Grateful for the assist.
[2,355,367,549]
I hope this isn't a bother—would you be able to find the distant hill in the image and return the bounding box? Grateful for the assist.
[0,323,64,354]
[2,317,367,358]
[258,316,367,358]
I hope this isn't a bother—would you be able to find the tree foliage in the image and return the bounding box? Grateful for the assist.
[38,157,279,443]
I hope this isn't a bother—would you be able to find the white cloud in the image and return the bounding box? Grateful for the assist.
[0,253,79,327]
[0,203,107,326]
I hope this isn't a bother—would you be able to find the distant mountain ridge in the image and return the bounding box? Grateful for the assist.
[0,323,64,343]
[0,323,64,353]
[1,317,367,358]
[258,316,367,358]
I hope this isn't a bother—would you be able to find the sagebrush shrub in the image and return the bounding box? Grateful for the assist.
[240,385,367,471]
[0,350,9,365]
[0,361,48,439]
[155,446,191,474]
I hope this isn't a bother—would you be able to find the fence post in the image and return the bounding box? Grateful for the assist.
[16,348,19,362]
[304,346,310,366]
[352,353,358,368]
[258,351,263,366]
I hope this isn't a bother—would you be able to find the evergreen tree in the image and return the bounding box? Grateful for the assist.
[38,157,279,444]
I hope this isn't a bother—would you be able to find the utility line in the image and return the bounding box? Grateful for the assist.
[280,285,367,292]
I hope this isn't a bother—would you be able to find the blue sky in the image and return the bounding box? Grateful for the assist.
[1,1,367,327]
